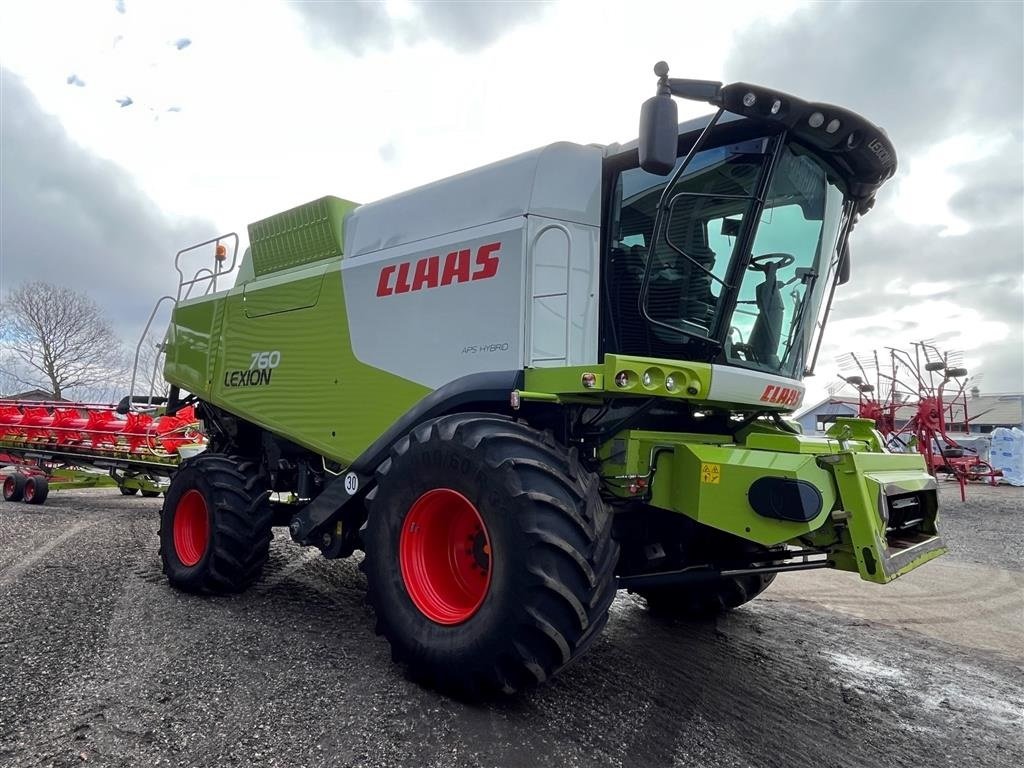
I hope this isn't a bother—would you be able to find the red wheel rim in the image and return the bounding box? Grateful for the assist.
[4,477,15,496]
[399,488,492,625]
[173,489,209,566]
[24,481,34,501]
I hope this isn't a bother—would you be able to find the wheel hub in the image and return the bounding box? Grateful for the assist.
[173,489,209,567]
[399,488,492,625]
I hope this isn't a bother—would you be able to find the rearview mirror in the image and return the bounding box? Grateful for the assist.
[838,242,851,285]
[721,218,742,237]
[638,94,678,175]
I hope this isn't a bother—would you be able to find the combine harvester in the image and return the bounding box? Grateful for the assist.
[0,403,204,504]
[15,64,952,696]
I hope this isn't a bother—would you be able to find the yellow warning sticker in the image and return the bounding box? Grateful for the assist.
[700,463,721,484]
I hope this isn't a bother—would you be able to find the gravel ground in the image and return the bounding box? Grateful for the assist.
[0,480,1021,768]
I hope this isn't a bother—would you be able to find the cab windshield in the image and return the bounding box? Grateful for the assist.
[606,136,848,379]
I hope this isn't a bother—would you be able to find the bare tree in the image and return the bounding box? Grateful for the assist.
[0,282,125,400]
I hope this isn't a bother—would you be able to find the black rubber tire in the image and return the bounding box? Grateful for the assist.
[119,486,139,496]
[3,473,27,502]
[23,476,49,505]
[362,413,619,698]
[140,489,161,498]
[159,454,272,594]
[636,572,776,618]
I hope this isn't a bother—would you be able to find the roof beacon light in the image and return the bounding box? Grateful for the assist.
[214,243,228,262]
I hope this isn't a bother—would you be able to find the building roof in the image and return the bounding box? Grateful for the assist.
[794,396,859,419]
[1,389,60,402]
[952,394,1023,427]
[795,393,1022,426]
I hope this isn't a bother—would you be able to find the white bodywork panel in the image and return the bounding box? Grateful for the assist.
[708,365,806,411]
[341,142,603,388]
[526,216,600,367]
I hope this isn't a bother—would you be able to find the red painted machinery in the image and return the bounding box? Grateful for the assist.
[0,399,205,505]
[836,343,999,500]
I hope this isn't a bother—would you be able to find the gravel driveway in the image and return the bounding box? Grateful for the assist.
[1,481,1021,768]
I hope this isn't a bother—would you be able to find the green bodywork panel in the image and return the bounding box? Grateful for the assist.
[164,262,429,465]
[525,355,712,401]
[248,196,359,277]
[603,417,945,584]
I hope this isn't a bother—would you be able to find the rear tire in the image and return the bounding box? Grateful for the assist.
[23,476,49,505]
[362,413,618,697]
[636,572,776,618]
[3,473,27,502]
[159,454,272,594]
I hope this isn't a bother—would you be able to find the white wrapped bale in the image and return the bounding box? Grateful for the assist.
[989,427,1024,486]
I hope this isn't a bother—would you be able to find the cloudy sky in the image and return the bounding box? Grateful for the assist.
[0,0,1021,404]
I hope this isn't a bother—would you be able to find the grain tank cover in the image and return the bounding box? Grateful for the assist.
[247,195,360,277]
[343,143,602,258]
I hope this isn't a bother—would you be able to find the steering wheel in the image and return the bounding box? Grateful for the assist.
[748,252,795,272]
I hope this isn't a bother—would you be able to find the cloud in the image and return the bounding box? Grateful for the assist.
[292,0,552,54]
[724,0,1023,159]
[948,147,1024,228]
[0,69,215,343]
[725,1,1024,393]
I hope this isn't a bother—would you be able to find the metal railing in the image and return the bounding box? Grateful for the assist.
[127,233,240,411]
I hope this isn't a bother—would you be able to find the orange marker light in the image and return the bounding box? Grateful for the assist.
[214,243,227,262]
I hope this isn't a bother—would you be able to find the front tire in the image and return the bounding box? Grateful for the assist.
[636,572,776,618]
[159,454,272,593]
[362,414,618,697]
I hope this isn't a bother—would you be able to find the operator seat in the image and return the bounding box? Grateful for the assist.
[747,261,784,369]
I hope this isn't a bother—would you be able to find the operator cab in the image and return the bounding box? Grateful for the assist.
[600,65,897,382]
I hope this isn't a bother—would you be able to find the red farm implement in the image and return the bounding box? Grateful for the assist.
[836,343,999,500]
[0,236,238,505]
[0,399,205,505]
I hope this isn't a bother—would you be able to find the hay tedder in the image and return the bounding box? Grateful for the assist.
[837,343,999,499]
[0,399,204,504]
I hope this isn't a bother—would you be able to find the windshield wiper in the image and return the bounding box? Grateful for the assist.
[779,270,819,372]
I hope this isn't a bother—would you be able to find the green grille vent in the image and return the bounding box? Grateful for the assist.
[247,196,359,277]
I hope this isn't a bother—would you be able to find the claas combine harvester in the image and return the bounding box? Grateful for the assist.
[145,64,945,695]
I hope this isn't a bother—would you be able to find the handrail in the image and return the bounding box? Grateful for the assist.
[128,295,177,408]
[123,232,241,413]
[174,232,239,302]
